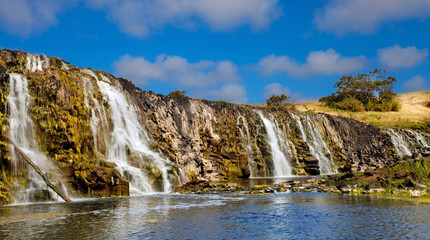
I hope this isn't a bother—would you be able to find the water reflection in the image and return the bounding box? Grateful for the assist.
[0,193,429,239]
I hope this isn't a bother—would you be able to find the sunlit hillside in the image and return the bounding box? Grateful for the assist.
[253,91,430,130]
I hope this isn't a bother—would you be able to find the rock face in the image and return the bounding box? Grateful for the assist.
[0,50,429,204]
[319,114,394,172]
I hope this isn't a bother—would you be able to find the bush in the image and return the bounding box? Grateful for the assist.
[365,99,401,112]
[168,90,187,98]
[334,97,365,112]
[390,100,401,111]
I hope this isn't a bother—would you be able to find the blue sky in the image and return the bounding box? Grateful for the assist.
[0,0,429,103]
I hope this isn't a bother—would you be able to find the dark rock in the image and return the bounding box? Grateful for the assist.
[74,166,129,197]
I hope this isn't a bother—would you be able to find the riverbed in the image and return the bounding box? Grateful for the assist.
[1,192,430,239]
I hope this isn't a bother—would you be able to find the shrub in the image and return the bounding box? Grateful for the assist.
[168,90,187,98]
[334,97,365,112]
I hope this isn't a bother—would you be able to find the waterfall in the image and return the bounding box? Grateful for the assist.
[292,114,307,142]
[174,167,190,187]
[271,114,298,165]
[255,110,292,177]
[387,129,412,158]
[292,113,337,175]
[26,54,48,72]
[7,73,64,203]
[96,79,172,194]
[407,130,430,148]
[82,76,109,155]
[237,114,258,177]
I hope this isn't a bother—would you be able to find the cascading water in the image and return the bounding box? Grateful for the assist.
[387,129,412,158]
[292,113,337,175]
[271,114,298,165]
[292,114,307,142]
[407,130,430,149]
[7,73,64,203]
[237,114,258,177]
[82,76,109,155]
[96,79,172,194]
[26,54,47,72]
[255,110,292,177]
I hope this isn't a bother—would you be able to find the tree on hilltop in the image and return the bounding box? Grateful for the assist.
[319,69,400,112]
[266,94,290,107]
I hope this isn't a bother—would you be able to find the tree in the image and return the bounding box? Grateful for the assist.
[266,94,290,107]
[168,90,187,98]
[319,69,399,112]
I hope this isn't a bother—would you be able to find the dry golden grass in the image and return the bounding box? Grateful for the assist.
[250,91,430,128]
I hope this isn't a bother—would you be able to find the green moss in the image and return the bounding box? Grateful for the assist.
[141,163,163,190]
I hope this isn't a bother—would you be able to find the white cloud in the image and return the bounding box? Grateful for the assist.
[114,54,240,88]
[207,83,248,103]
[0,0,71,37]
[402,75,427,91]
[378,45,428,69]
[115,54,247,102]
[257,49,367,77]
[263,83,311,103]
[263,83,292,99]
[315,0,430,35]
[85,0,282,37]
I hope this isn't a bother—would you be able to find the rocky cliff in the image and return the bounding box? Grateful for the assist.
[0,50,429,205]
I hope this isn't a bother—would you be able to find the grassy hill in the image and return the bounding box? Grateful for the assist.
[253,91,430,131]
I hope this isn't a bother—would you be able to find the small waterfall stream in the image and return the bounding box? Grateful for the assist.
[292,113,337,175]
[407,130,430,149]
[255,110,292,177]
[237,114,258,177]
[25,54,47,72]
[82,75,109,155]
[7,73,65,203]
[97,79,172,194]
[387,129,412,158]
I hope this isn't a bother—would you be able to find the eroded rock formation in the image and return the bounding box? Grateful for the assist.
[0,50,429,205]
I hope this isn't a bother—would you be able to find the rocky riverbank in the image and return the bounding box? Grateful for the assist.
[177,157,430,199]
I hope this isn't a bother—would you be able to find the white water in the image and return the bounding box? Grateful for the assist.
[292,114,307,142]
[407,130,430,149]
[255,110,292,177]
[26,54,48,72]
[97,80,172,194]
[82,76,109,155]
[174,167,190,187]
[7,73,64,203]
[271,114,298,165]
[292,113,337,175]
[387,129,412,158]
[237,114,258,177]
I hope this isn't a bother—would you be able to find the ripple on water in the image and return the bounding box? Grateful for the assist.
[0,193,429,239]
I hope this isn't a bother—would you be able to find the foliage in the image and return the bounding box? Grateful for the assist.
[320,69,399,112]
[168,90,187,98]
[390,158,430,181]
[266,94,290,107]
[333,97,365,112]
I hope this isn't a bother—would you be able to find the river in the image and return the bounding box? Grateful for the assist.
[1,192,430,239]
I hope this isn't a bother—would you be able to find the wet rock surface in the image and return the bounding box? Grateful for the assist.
[176,159,430,199]
[74,166,130,197]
